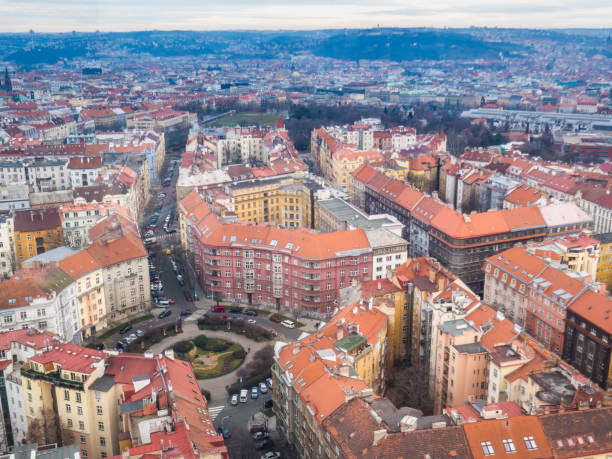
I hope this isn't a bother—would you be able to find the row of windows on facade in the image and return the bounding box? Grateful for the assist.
[480,436,538,455]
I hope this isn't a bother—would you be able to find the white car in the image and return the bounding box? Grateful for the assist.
[231,394,238,406]
[261,452,281,459]
[281,320,295,329]
[248,319,257,324]
[259,382,268,394]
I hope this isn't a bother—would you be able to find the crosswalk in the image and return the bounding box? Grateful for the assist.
[207,405,225,421]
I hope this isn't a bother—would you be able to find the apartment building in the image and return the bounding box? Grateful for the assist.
[21,344,120,458]
[596,232,612,290]
[329,147,382,190]
[0,329,59,449]
[0,264,79,343]
[180,190,373,318]
[227,175,323,229]
[13,208,64,267]
[0,214,15,278]
[563,290,612,391]
[59,201,131,249]
[67,156,102,188]
[0,158,70,193]
[433,318,489,413]
[0,185,29,212]
[357,164,593,294]
[272,301,385,456]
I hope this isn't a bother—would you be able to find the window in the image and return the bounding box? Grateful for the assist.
[77,406,83,415]
[82,450,87,458]
[79,421,85,430]
[98,422,104,431]
[75,392,81,403]
[65,404,71,413]
[503,438,516,452]
[97,406,102,415]
[67,419,73,428]
[524,436,537,450]
[80,436,86,444]
[100,437,106,446]
[481,441,494,456]
[64,390,70,401]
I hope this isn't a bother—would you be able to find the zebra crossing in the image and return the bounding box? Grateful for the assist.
[207,405,225,421]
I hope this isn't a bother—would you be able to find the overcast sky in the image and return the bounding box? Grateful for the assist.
[1,0,610,32]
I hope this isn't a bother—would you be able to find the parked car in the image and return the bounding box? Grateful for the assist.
[180,310,193,317]
[158,299,169,306]
[249,425,267,434]
[281,320,295,329]
[168,298,176,304]
[184,291,193,302]
[129,333,138,341]
[212,305,225,313]
[251,386,259,399]
[269,315,281,323]
[136,330,144,337]
[252,431,269,440]
[119,325,132,334]
[158,309,171,319]
[259,382,268,394]
[266,378,273,389]
[240,390,248,403]
[244,309,258,316]
[263,398,273,409]
[255,439,274,450]
[261,452,281,459]
[231,394,239,406]
[229,307,242,314]
[248,319,257,324]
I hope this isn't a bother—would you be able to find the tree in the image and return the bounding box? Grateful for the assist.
[238,345,274,380]
[27,408,59,445]
[385,364,434,415]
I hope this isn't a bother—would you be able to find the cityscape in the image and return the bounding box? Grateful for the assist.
[0,5,611,459]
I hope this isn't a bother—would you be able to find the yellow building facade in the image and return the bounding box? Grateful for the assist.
[596,233,612,290]
[14,210,64,268]
[21,349,121,459]
[228,177,318,229]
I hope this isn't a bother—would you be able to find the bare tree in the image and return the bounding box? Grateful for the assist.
[385,364,434,415]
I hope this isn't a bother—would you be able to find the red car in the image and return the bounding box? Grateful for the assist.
[270,315,281,323]
[221,314,228,319]
[168,298,176,304]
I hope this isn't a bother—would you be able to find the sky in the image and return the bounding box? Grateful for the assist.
[0,0,610,32]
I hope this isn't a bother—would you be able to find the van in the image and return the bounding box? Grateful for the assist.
[281,320,295,329]
[158,299,169,305]
[239,389,248,403]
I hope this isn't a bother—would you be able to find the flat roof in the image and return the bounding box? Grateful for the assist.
[318,197,398,230]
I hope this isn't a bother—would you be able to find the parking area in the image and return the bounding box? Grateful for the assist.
[214,381,294,459]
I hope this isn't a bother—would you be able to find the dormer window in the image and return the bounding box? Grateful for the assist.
[524,436,537,450]
[503,438,516,452]
[481,441,494,456]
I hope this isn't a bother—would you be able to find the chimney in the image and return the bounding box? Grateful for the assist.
[400,415,418,432]
[372,429,387,446]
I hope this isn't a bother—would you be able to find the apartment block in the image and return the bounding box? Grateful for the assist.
[0,214,15,278]
[180,190,373,318]
[13,209,64,267]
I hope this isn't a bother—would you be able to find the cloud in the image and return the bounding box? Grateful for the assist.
[0,0,609,31]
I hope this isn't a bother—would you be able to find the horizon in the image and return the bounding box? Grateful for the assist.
[1,1,611,33]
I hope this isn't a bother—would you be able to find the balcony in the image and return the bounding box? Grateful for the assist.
[301,273,320,280]
[21,368,84,391]
[204,259,220,266]
[301,284,320,292]
[301,295,320,303]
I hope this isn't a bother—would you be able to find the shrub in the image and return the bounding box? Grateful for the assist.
[206,338,230,352]
[232,348,245,360]
[173,340,194,354]
[193,335,208,349]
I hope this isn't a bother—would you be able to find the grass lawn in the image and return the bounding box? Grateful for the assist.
[173,336,245,379]
[97,314,154,340]
[213,112,280,127]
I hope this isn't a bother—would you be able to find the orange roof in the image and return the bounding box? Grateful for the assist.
[86,234,147,268]
[568,289,612,334]
[463,416,552,458]
[59,250,101,279]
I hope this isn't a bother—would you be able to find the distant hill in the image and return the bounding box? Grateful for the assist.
[313,30,526,61]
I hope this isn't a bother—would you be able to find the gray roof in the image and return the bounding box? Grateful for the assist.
[89,374,115,392]
[453,342,489,355]
[318,197,399,231]
[22,246,80,266]
[120,399,143,414]
[438,319,478,337]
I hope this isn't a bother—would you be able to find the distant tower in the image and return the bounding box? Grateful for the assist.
[3,68,12,92]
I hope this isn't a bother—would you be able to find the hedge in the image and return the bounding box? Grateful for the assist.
[225,368,271,395]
